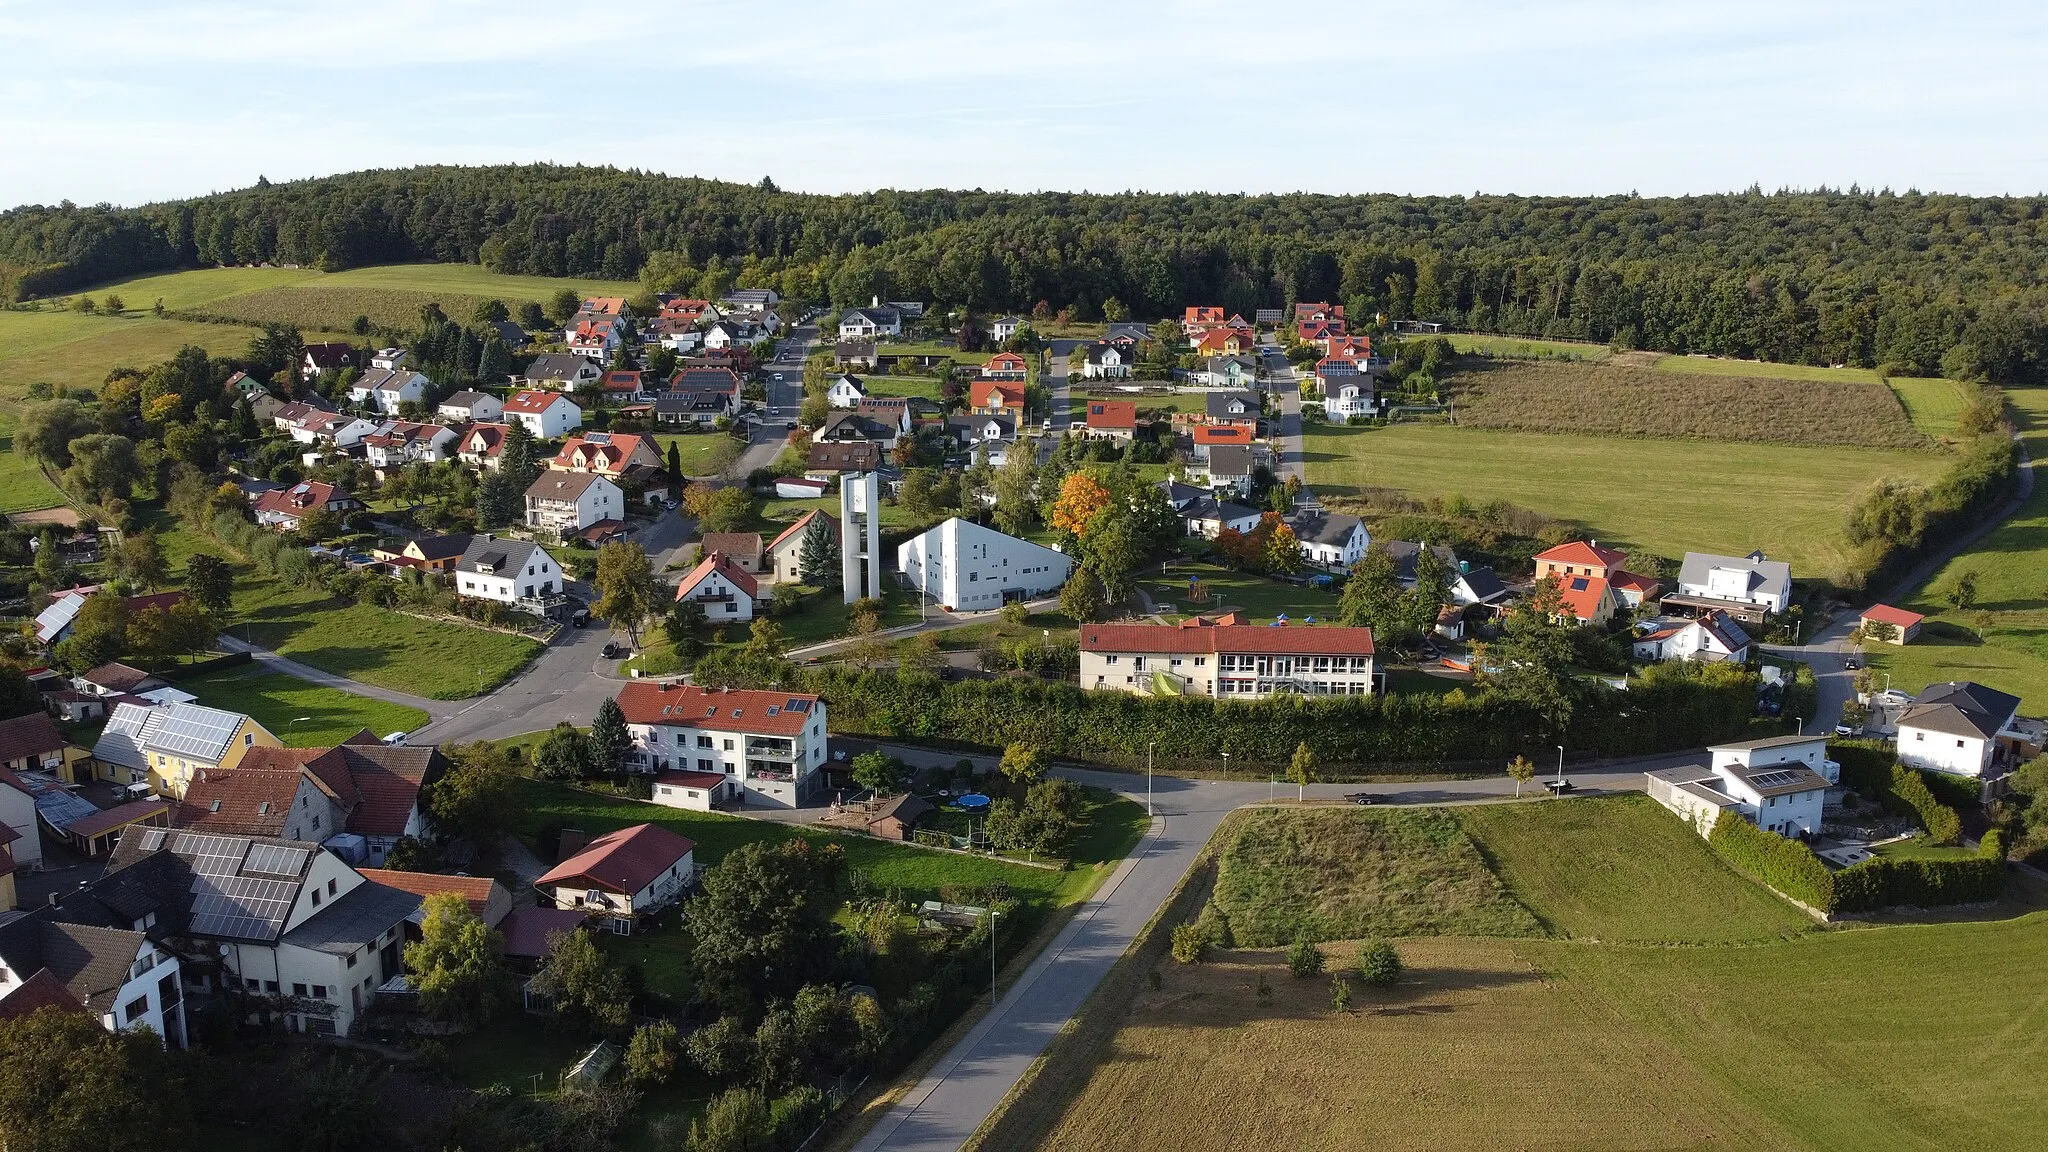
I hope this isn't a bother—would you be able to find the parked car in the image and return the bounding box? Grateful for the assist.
[601,641,621,659]
[381,731,409,747]
[1835,723,1857,736]
[1845,657,1862,670]
[570,607,590,627]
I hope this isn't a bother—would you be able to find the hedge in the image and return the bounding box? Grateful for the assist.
[1708,810,1835,911]
[1887,766,1963,845]
[695,652,1780,771]
[1833,836,2007,913]
[1829,739,1964,844]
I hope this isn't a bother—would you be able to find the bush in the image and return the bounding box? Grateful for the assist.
[1889,765,1963,845]
[1708,810,1836,911]
[1169,922,1207,965]
[623,1020,680,1086]
[1285,936,1324,978]
[1354,939,1403,987]
[1833,853,2006,913]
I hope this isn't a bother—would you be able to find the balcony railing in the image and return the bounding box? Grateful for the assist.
[745,740,795,759]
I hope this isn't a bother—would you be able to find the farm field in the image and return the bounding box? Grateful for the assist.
[0,413,65,512]
[0,310,245,400]
[1139,562,1337,624]
[1865,387,2048,702]
[1448,332,1608,360]
[1653,353,1883,384]
[1886,376,1974,439]
[179,665,430,747]
[1448,360,1928,449]
[1301,420,1948,577]
[1009,797,2048,1152]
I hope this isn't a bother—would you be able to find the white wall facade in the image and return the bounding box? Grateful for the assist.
[629,706,828,810]
[898,518,1072,612]
[458,548,561,607]
[1898,725,1993,777]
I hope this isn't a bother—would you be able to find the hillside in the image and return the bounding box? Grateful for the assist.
[6,166,2048,380]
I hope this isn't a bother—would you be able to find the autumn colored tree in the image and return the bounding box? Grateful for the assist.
[1049,472,1111,539]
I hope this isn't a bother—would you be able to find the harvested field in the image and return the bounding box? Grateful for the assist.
[192,285,500,332]
[1210,808,1541,945]
[1450,360,1930,449]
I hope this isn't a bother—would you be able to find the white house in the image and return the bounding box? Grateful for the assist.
[619,682,830,810]
[897,518,1073,613]
[361,421,457,469]
[524,471,623,536]
[1083,343,1131,379]
[454,536,562,615]
[826,375,868,408]
[519,353,602,392]
[1675,550,1793,615]
[0,769,39,871]
[502,391,583,439]
[989,316,1023,345]
[838,304,903,341]
[673,552,763,623]
[565,317,622,362]
[0,913,185,1047]
[703,320,770,350]
[290,411,378,448]
[347,369,430,415]
[1200,355,1260,390]
[1080,616,1377,699]
[437,390,504,424]
[1708,733,1841,786]
[369,347,408,371]
[1199,445,1255,496]
[1315,358,1375,419]
[764,510,836,584]
[534,824,695,934]
[1646,752,1831,839]
[1288,510,1370,570]
[1896,681,2024,779]
[1631,610,1752,664]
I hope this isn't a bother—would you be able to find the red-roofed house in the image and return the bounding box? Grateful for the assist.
[1532,540,1629,582]
[536,824,696,932]
[499,905,591,969]
[0,712,84,788]
[1194,328,1256,357]
[674,553,763,623]
[764,511,837,584]
[360,869,512,926]
[251,481,366,532]
[970,378,1027,422]
[174,741,438,865]
[599,369,650,400]
[502,391,583,439]
[980,351,1029,382]
[549,432,662,483]
[1079,617,1376,699]
[615,681,830,809]
[1182,306,1227,338]
[457,422,511,470]
[1860,604,1924,645]
[1551,573,1621,626]
[1325,335,1374,363]
[1190,424,1253,461]
[1609,570,1664,609]
[1294,302,1345,326]
[1082,400,1138,442]
[0,967,89,1022]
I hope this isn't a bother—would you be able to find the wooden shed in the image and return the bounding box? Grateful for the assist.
[866,793,932,842]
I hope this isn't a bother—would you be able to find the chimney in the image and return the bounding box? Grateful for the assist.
[872,295,879,307]
[47,892,60,907]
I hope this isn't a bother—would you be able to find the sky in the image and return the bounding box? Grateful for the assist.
[2,0,2045,208]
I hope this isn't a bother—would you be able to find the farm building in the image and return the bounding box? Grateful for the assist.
[1860,604,1923,644]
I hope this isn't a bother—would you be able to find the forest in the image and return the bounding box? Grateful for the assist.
[6,165,2048,381]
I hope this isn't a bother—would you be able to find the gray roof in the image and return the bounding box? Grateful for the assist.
[457,535,549,577]
[1676,551,1791,595]
[1205,445,1254,478]
[842,306,901,327]
[440,390,495,409]
[1381,540,1459,584]
[1708,733,1829,753]
[1205,391,1259,419]
[1901,681,2021,739]
[280,881,421,957]
[1085,343,1127,365]
[1105,322,1152,342]
[98,829,325,944]
[91,701,254,773]
[1456,565,1508,603]
[945,414,1013,441]
[0,912,146,1007]
[1207,354,1259,374]
[819,411,897,443]
[835,340,876,358]
[1290,510,1365,547]
[526,353,592,382]
[1182,497,1260,524]
[1158,480,1207,510]
[1725,763,1832,798]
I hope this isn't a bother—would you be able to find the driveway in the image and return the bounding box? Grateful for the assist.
[415,620,631,744]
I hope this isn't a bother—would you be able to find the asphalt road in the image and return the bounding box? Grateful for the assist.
[416,619,629,744]
[1045,339,1081,431]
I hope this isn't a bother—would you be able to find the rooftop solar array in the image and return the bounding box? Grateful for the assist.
[1748,770,1803,789]
[189,874,298,940]
[135,828,167,852]
[149,705,243,760]
[243,843,309,878]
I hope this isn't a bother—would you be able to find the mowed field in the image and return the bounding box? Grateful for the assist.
[1014,799,2048,1152]
[1866,386,2048,702]
[1302,420,1946,576]
[180,664,430,746]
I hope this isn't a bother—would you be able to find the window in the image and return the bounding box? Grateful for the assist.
[723,739,734,751]
[293,983,308,997]
[311,814,320,830]
[311,888,322,907]
[310,985,328,1000]
[347,951,358,967]
[327,879,337,896]
[244,733,254,747]
[244,977,260,990]
[1957,739,1966,748]
[697,735,712,748]
[265,980,279,993]
[124,997,149,1022]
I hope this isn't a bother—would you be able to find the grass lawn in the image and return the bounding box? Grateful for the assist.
[1865,386,2048,702]
[1653,353,1883,383]
[233,573,540,700]
[0,414,64,512]
[1887,376,1973,439]
[1454,795,1816,943]
[0,310,247,400]
[1303,420,1948,579]
[1383,668,1463,695]
[446,1013,594,1093]
[653,432,733,478]
[859,374,946,401]
[1449,332,1609,360]
[774,585,922,647]
[1210,808,1542,945]
[1139,561,1337,624]
[1013,795,2048,1152]
[179,664,430,746]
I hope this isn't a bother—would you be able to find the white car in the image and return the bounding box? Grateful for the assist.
[381,731,410,747]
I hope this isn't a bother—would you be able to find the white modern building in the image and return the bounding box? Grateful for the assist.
[617,682,830,810]
[1896,681,2025,779]
[347,369,430,415]
[841,469,884,604]
[1674,550,1793,615]
[1080,616,1377,699]
[898,517,1073,613]
[838,304,903,341]
[1647,750,1831,840]
[453,536,562,615]
[1631,610,1752,664]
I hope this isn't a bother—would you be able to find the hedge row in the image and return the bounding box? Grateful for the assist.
[697,654,1781,770]
[1887,766,1963,845]
[1831,739,1963,844]
[1833,848,2006,913]
[1709,810,1835,911]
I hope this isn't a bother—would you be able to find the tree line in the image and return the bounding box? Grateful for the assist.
[9,166,2048,380]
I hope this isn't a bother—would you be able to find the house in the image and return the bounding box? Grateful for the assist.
[1632,610,1752,663]
[1080,615,1376,699]
[835,340,878,369]
[1199,445,1255,495]
[619,681,830,810]
[524,471,622,536]
[839,304,903,341]
[805,442,882,481]
[854,397,913,437]
[599,370,650,401]
[1861,603,1924,644]
[943,414,1015,459]
[535,824,696,933]
[866,792,931,842]
[489,320,530,350]
[1200,354,1261,390]
[1287,510,1370,570]
[1194,328,1256,357]
[579,297,631,317]
[1380,541,1460,589]
[1610,570,1664,609]
[60,829,419,1037]
[970,378,1027,422]
[502,391,583,438]
[437,390,503,423]
[1083,342,1131,379]
[719,287,781,313]
[775,477,829,500]
[1897,681,2025,779]
[1297,318,1345,347]
[289,411,378,448]
[1190,424,1252,461]
[0,910,185,1046]
[1182,306,1227,338]
[373,532,472,574]
[818,410,903,451]
[226,372,287,423]
[302,342,357,381]
[1294,301,1345,326]
[1532,540,1630,583]
[980,351,1029,382]
[566,317,622,361]
[1549,572,1620,626]
[90,701,280,798]
[177,740,440,866]
[1079,400,1138,442]
[359,869,512,928]
[1177,496,1263,539]
[1326,335,1375,362]
[550,432,662,484]
[251,481,366,532]
[827,375,867,408]
[1450,565,1510,607]
[369,348,409,371]
[648,318,703,353]
[347,368,430,415]
[1315,358,1374,418]
[454,536,563,615]
[1202,391,1261,427]
[988,316,1023,345]
[699,532,765,573]
[658,297,716,323]
[0,714,84,811]
[520,353,602,392]
[898,518,1073,612]
[36,588,185,649]
[1647,755,1832,840]
[74,657,175,700]
[0,766,42,873]
[764,511,837,583]
[1672,550,1793,619]
[673,552,763,623]
[362,421,457,469]
[456,423,511,470]
[702,320,769,350]
[654,389,735,426]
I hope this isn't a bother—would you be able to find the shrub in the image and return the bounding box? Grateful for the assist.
[1286,936,1324,978]
[1889,765,1963,845]
[1355,939,1403,987]
[1708,810,1836,912]
[1169,922,1207,964]
[623,1020,680,1086]
[1330,974,1352,1013]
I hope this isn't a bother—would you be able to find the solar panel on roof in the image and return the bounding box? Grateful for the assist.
[150,707,242,759]
[1749,770,1802,789]
[242,843,309,877]
[172,831,252,876]
[136,828,167,852]
[785,699,810,713]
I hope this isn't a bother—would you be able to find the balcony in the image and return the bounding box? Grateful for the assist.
[745,762,797,783]
[745,739,795,760]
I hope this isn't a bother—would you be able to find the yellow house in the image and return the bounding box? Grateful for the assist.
[90,702,281,799]
[0,712,91,785]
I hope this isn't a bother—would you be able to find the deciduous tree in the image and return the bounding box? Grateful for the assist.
[690,839,847,1013]
[592,541,660,642]
[405,892,507,1027]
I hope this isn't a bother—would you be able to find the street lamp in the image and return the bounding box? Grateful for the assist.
[986,906,1000,993]
[287,715,312,739]
[1146,740,1155,817]
[1554,744,1565,787]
